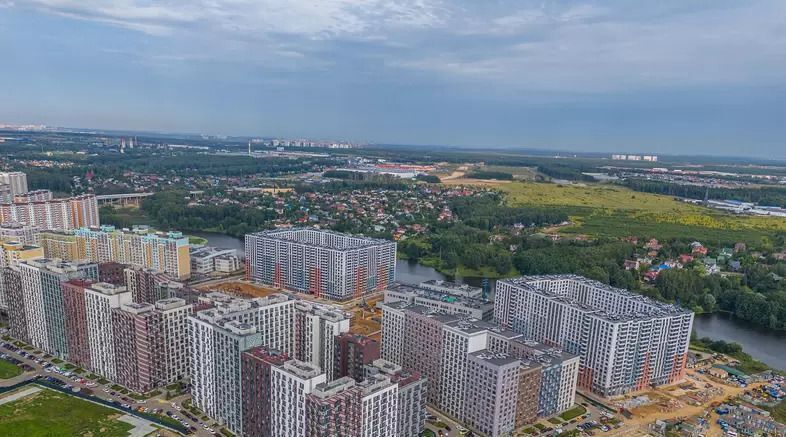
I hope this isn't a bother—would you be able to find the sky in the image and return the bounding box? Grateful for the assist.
[1,1,786,157]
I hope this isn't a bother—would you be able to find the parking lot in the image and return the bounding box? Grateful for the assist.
[0,338,219,436]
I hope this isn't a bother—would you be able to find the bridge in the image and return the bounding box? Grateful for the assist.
[95,192,154,206]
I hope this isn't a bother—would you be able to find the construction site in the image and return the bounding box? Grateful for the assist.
[195,279,384,341]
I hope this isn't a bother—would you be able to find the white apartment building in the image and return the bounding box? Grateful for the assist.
[463,351,521,437]
[0,222,40,245]
[495,275,693,396]
[0,172,28,197]
[384,282,494,321]
[18,259,97,357]
[358,374,399,437]
[293,301,350,380]
[191,317,262,436]
[439,320,494,419]
[196,292,296,354]
[245,228,396,301]
[190,246,239,274]
[85,282,132,380]
[270,360,327,436]
[379,301,407,365]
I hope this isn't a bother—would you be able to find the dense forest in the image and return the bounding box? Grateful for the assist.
[624,179,786,208]
[139,190,277,237]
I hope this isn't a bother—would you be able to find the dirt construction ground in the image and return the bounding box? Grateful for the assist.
[197,280,383,340]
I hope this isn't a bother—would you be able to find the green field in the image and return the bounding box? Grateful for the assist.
[0,388,134,436]
[483,165,540,180]
[0,359,21,379]
[499,182,786,244]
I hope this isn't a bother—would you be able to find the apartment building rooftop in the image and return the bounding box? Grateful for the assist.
[386,282,493,311]
[251,227,393,251]
[357,374,393,396]
[468,350,520,367]
[500,274,691,322]
[418,279,483,298]
[294,301,350,323]
[223,320,256,335]
[312,376,357,399]
[88,282,128,295]
[196,292,292,324]
[282,359,322,379]
[511,338,578,366]
[155,297,188,311]
[23,258,95,273]
[121,302,155,314]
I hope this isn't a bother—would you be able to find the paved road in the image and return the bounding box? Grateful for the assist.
[0,342,218,436]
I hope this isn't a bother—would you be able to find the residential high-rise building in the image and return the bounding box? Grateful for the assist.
[365,359,427,437]
[85,282,132,380]
[358,373,399,437]
[463,351,522,437]
[155,297,193,384]
[293,301,350,380]
[62,279,94,369]
[14,189,52,203]
[196,292,297,354]
[380,303,577,430]
[98,261,126,285]
[270,360,327,436]
[515,361,542,427]
[379,302,406,365]
[508,339,580,417]
[495,275,693,396]
[73,225,191,279]
[124,266,172,303]
[0,193,99,230]
[0,241,43,268]
[241,347,290,437]
[113,302,158,393]
[3,267,27,342]
[334,333,380,382]
[0,172,28,197]
[0,222,39,245]
[245,228,396,301]
[189,316,263,435]
[385,282,494,320]
[37,231,81,260]
[19,259,98,358]
[306,377,362,437]
[0,241,43,310]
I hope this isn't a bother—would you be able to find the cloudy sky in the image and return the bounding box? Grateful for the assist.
[1,1,785,157]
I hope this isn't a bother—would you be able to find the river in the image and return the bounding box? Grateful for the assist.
[193,231,786,370]
[693,312,786,370]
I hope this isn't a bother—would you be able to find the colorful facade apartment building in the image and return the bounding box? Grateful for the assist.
[495,275,693,397]
[39,225,191,279]
[245,228,396,301]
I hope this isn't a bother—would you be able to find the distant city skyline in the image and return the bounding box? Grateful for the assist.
[1,1,785,158]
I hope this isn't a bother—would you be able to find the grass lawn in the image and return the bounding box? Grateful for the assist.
[521,427,538,435]
[548,417,563,425]
[0,388,133,436]
[559,405,587,421]
[0,359,21,379]
[421,430,437,437]
[500,181,786,243]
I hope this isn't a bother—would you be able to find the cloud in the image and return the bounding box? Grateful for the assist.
[24,0,447,38]
[13,0,786,94]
